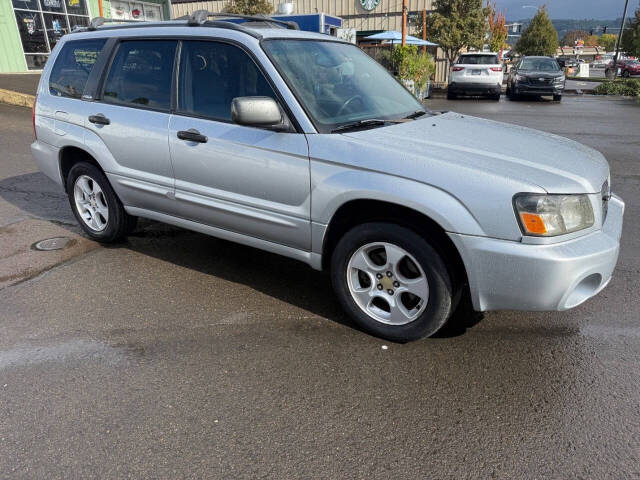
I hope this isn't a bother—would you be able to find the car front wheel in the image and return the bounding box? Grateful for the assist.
[66,162,137,242]
[331,223,454,342]
[553,94,562,101]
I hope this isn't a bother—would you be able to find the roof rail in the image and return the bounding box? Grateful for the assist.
[187,10,299,30]
[87,16,142,31]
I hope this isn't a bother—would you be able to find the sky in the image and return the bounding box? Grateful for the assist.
[493,0,639,20]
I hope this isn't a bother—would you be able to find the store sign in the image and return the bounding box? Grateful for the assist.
[24,17,36,35]
[360,0,380,11]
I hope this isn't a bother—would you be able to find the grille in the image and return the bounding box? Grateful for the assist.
[530,77,553,85]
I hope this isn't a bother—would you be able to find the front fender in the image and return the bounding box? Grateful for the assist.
[311,161,486,250]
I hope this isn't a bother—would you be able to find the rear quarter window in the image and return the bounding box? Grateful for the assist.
[102,40,177,111]
[457,55,499,65]
[49,39,107,99]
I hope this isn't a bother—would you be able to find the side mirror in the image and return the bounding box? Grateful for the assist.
[231,96,289,131]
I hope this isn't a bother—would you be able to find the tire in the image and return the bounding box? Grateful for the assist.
[491,93,501,101]
[623,70,630,78]
[330,223,454,342]
[553,94,562,102]
[447,91,457,100]
[66,162,137,242]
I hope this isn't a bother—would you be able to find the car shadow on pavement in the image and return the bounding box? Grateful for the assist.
[0,172,481,339]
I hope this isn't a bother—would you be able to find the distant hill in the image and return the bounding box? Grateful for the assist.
[507,18,626,45]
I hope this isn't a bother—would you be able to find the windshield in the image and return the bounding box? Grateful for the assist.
[262,39,424,133]
[457,54,499,65]
[520,58,560,72]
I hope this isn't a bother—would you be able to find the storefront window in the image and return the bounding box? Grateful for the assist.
[65,0,88,16]
[41,0,65,14]
[14,10,48,54]
[43,13,69,49]
[12,0,91,70]
[110,0,163,21]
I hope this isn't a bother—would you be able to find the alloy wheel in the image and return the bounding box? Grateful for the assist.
[346,242,429,325]
[73,174,109,231]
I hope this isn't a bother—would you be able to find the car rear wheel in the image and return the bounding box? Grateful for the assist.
[331,223,454,342]
[447,90,457,100]
[553,94,562,102]
[66,162,137,242]
[623,70,630,78]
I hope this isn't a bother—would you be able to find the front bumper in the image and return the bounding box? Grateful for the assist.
[448,82,501,95]
[449,194,624,312]
[515,81,564,95]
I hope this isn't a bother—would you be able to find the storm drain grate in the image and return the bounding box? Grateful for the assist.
[32,237,74,251]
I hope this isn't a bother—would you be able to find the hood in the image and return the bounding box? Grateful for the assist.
[342,112,608,194]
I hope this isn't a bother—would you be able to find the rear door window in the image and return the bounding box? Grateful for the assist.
[177,40,276,121]
[49,39,106,99]
[102,40,177,110]
[457,55,499,65]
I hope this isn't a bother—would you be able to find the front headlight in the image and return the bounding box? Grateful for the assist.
[514,194,594,236]
[554,75,566,83]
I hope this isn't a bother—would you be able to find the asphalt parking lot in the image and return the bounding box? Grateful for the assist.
[1,95,639,479]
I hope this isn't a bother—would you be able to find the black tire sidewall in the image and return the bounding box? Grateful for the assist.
[66,163,127,242]
[331,223,453,342]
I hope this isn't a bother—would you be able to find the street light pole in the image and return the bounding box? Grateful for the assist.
[609,0,630,79]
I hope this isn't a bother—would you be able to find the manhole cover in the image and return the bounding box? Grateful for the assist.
[33,237,74,251]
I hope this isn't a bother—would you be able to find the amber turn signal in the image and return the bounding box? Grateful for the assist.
[519,212,547,235]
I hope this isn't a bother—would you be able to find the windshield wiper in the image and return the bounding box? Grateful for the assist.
[404,110,427,120]
[331,119,395,133]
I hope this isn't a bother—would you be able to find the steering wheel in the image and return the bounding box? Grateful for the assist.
[336,95,364,117]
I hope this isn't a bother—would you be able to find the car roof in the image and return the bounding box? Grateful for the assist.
[67,18,346,43]
[460,52,498,55]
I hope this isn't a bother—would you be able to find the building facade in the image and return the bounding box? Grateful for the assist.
[0,0,171,72]
[171,0,434,36]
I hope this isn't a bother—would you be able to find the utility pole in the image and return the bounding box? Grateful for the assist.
[422,9,427,53]
[609,0,630,79]
[401,0,407,46]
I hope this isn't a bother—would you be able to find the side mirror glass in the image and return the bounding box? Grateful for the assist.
[231,96,288,131]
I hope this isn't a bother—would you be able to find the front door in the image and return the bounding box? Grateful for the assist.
[169,40,311,251]
[85,39,177,214]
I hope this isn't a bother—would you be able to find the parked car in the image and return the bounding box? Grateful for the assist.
[507,56,566,101]
[32,14,624,342]
[447,52,503,100]
[605,59,640,77]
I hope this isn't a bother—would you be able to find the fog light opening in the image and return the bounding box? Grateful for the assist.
[564,273,603,309]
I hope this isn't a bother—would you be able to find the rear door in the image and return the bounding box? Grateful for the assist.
[85,39,177,215]
[454,54,503,83]
[168,40,311,251]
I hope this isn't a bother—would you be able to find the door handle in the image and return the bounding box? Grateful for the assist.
[177,129,208,143]
[88,114,110,125]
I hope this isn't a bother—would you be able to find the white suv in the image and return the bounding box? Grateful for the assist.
[448,52,504,100]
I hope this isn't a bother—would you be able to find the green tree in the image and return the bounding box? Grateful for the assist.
[621,8,640,57]
[416,0,489,63]
[223,0,272,15]
[560,29,589,47]
[599,33,618,52]
[515,7,559,56]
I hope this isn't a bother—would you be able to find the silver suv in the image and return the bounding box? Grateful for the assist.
[32,13,624,342]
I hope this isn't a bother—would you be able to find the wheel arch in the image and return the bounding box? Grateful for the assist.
[320,198,470,294]
[59,145,105,192]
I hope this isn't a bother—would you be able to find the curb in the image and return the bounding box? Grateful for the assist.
[0,88,35,108]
